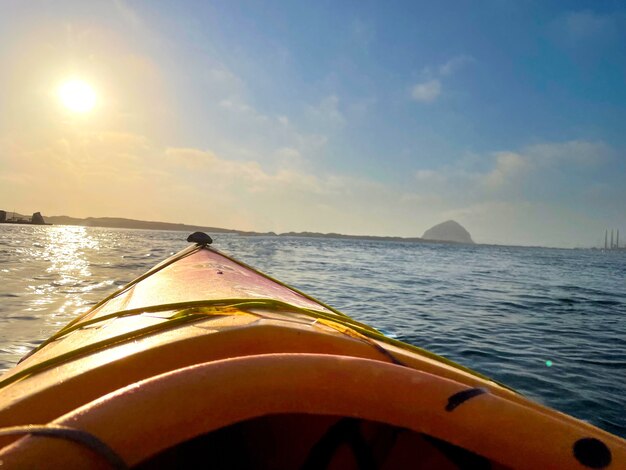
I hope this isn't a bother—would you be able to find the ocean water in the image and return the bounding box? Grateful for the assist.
[0,224,625,438]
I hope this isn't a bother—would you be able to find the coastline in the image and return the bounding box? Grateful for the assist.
[42,215,469,246]
[3,213,621,250]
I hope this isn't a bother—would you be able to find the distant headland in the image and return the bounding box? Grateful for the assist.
[0,211,50,226]
[4,213,475,245]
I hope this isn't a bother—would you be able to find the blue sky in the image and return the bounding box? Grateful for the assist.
[1,1,625,246]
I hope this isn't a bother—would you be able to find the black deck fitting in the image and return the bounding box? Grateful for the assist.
[187,232,213,246]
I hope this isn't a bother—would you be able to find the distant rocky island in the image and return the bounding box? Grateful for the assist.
[422,220,474,244]
[21,214,474,245]
[0,211,50,225]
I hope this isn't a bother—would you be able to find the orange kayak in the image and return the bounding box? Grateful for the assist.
[0,233,623,469]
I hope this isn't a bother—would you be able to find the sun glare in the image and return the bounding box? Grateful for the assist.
[57,79,97,113]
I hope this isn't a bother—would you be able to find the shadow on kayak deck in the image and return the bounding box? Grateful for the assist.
[135,414,493,470]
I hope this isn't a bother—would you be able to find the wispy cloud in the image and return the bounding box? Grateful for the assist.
[411,54,474,103]
[205,66,246,98]
[438,54,475,76]
[415,140,610,195]
[307,95,346,129]
[526,140,611,166]
[411,79,442,103]
[481,152,531,190]
[113,0,143,29]
[192,63,334,168]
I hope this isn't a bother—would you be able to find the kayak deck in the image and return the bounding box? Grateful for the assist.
[0,241,623,468]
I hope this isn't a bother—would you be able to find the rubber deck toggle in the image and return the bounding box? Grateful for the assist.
[573,437,612,468]
[445,387,487,412]
[187,232,213,246]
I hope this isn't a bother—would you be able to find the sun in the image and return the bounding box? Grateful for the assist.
[57,79,97,113]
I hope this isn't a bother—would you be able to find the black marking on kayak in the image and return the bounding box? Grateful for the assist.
[187,232,213,246]
[445,387,487,412]
[371,342,407,367]
[573,437,612,468]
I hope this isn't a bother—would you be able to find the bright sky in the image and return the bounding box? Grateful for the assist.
[1,1,625,247]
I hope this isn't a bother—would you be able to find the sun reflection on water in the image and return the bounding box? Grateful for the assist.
[21,226,102,316]
[0,225,184,373]
[46,225,98,274]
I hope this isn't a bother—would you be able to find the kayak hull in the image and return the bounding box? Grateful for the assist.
[0,243,623,469]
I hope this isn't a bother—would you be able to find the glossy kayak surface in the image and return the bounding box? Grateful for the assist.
[0,239,624,469]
